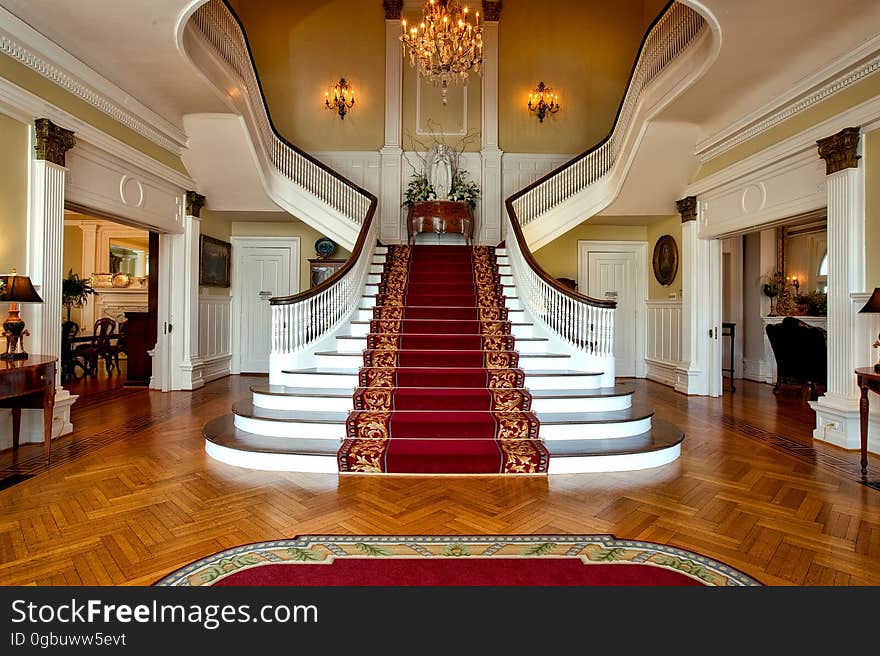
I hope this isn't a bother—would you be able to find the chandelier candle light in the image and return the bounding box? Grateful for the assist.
[400,0,483,105]
[528,82,560,123]
[325,78,355,120]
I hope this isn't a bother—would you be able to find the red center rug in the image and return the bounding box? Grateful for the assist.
[338,245,549,475]
[156,535,761,586]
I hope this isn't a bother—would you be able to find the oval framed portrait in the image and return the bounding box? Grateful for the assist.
[652,235,679,286]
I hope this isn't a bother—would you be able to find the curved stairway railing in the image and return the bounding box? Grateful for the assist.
[188,0,378,373]
[507,2,706,231]
[503,2,707,383]
[188,0,371,247]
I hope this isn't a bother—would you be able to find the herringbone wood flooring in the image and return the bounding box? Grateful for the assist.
[1,376,878,585]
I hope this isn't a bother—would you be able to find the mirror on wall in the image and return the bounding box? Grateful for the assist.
[109,238,149,277]
[782,220,827,294]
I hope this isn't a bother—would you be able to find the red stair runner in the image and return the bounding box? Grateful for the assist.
[338,244,548,474]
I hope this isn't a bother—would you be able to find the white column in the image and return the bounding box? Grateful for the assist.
[811,127,867,449]
[25,119,78,439]
[675,197,720,396]
[480,5,503,245]
[171,192,205,390]
[380,3,404,244]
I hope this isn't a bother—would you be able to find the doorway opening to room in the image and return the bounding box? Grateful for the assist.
[719,211,827,442]
[62,207,159,403]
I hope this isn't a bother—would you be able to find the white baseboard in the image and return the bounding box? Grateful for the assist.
[645,358,678,388]
[202,354,232,383]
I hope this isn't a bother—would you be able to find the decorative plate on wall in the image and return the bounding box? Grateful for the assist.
[314,237,338,260]
[652,235,679,286]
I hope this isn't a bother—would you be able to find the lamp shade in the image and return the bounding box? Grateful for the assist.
[0,273,43,303]
[860,288,880,314]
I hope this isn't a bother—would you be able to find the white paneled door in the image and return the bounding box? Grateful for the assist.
[581,246,645,378]
[232,238,299,374]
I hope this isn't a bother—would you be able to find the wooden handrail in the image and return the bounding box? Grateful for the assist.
[213,1,379,306]
[504,0,681,310]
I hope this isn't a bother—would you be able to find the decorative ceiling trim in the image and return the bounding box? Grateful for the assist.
[0,74,195,191]
[695,35,880,163]
[0,6,188,155]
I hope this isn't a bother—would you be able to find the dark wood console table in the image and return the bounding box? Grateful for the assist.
[0,355,56,459]
[407,201,474,244]
[856,367,880,479]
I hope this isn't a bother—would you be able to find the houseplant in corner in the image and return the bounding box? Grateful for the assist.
[62,269,97,322]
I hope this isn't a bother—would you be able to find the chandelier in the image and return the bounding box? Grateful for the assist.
[400,0,483,105]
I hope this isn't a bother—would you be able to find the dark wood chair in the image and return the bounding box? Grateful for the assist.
[104,321,128,373]
[766,317,827,401]
[92,318,118,375]
[61,321,90,382]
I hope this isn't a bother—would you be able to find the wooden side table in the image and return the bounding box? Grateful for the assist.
[0,355,56,459]
[856,367,880,479]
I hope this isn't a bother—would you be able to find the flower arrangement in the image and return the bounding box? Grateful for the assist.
[402,128,480,209]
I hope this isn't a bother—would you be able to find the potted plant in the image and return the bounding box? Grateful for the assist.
[61,269,97,322]
[761,271,782,315]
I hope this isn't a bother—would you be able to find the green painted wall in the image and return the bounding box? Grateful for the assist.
[0,113,29,272]
[533,222,648,282]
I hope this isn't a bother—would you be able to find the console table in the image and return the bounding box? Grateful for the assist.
[856,367,880,479]
[407,201,474,244]
[0,356,56,459]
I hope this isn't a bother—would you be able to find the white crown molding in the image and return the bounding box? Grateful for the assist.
[695,34,880,163]
[0,74,195,191]
[687,94,880,197]
[0,5,188,155]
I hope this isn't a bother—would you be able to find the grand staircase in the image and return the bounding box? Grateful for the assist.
[188,0,704,475]
[204,241,684,475]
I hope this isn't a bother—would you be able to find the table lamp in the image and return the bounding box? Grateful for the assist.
[859,287,880,373]
[0,269,43,360]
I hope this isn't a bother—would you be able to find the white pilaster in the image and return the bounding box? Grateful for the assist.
[78,222,98,329]
[380,15,404,244]
[170,208,204,390]
[811,134,867,448]
[480,16,502,245]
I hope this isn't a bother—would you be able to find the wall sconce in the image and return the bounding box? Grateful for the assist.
[791,276,800,293]
[325,78,355,120]
[528,82,560,123]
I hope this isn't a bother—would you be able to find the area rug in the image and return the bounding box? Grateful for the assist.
[338,245,549,474]
[156,535,761,586]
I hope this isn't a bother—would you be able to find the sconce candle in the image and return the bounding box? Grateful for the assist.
[325,78,356,120]
[528,82,560,123]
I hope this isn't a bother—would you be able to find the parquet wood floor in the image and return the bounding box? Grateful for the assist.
[0,376,878,586]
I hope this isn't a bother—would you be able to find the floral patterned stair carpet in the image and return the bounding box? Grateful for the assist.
[337,245,549,474]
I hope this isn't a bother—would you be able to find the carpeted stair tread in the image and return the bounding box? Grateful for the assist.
[545,419,684,457]
[205,416,340,454]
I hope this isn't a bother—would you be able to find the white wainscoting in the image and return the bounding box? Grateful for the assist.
[199,295,232,382]
[311,151,382,197]
[645,300,682,387]
[501,154,574,204]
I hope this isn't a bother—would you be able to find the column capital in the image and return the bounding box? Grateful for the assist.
[482,1,502,21]
[817,126,861,175]
[676,196,697,223]
[383,0,403,20]
[34,118,76,166]
[185,191,206,218]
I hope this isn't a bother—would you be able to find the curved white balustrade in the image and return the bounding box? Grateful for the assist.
[509,3,709,249]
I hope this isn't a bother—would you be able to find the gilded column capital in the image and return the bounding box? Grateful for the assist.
[817,126,861,175]
[186,191,206,218]
[34,118,76,167]
[482,1,502,21]
[676,196,697,223]
[383,0,403,20]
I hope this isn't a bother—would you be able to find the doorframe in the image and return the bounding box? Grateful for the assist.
[577,240,649,378]
[230,236,300,375]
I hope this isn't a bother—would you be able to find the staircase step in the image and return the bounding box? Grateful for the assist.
[281,367,360,388]
[315,350,570,370]
[348,320,536,338]
[251,384,353,411]
[204,416,339,473]
[334,334,549,353]
[524,370,604,390]
[537,402,655,440]
[530,385,634,412]
[546,419,684,474]
[232,401,344,439]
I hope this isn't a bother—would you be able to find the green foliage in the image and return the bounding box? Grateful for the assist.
[355,542,391,557]
[287,547,320,561]
[523,542,556,556]
[61,269,97,322]
[588,547,626,562]
[447,172,481,209]
[795,290,827,315]
[403,174,437,207]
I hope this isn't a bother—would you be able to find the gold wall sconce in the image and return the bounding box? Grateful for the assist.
[325,78,356,120]
[528,82,560,123]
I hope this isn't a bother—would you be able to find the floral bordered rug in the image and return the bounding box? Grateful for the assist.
[156,535,761,587]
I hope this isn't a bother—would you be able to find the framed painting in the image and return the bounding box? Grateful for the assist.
[652,235,679,287]
[199,235,231,287]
